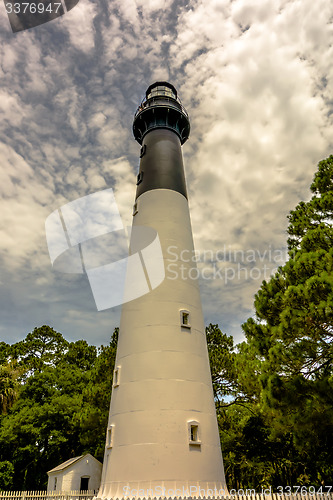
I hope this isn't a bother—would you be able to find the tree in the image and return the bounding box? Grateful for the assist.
[13,325,69,377]
[205,324,272,489]
[287,155,333,252]
[79,328,118,459]
[0,343,12,366]
[242,155,333,485]
[0,365,20,415]
[0,461,14,489]
[206,324,261,409]
[0,328,117,490]
[206,324,238,404]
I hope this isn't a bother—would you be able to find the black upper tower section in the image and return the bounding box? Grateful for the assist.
[133,82,190,200]
[133,82,190,145]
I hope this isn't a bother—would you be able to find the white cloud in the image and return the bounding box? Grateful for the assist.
[62,0,98,52]
[0,0,332,344]
[0,144,54,269]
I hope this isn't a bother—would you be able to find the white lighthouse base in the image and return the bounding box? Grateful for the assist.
[96,481,227,499]
[96,189,228,500]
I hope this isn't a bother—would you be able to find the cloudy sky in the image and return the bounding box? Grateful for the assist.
[1,0,333,347]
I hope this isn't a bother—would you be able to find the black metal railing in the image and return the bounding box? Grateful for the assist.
[134,95,189,120]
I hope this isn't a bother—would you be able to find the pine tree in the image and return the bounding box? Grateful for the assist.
[242,155,333,485]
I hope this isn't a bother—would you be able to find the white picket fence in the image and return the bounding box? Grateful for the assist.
[0,492,96,500]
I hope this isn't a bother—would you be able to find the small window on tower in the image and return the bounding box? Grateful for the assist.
[106,425,114,448]
[140,144,147,158]
[113,366,121,387]
[132,202,138,216]
[191,425,198,441]
[188,420,201,446]
[180,310,191,329]
[137,171,144,185]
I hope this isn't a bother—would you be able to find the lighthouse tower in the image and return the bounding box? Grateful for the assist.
[97,82,227,499]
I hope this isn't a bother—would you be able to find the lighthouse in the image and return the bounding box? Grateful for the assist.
[97,82,227,499]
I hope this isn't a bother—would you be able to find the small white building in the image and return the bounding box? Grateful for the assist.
[47,454,102,492]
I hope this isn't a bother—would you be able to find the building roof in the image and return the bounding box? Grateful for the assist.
[47,453,102,475]
[48,456,83,473]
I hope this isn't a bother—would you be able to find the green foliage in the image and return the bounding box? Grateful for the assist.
[206,324,238,402]
[0,461,14,490]
[0,343,12,366]
[13,325,69,377]
[287,155,333,251]
[238,155,333,486]
[0,327,118,490]
[0,157,332,492]
[208,156,333,489]
[78,328,118,459]
[0,365,20,414]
